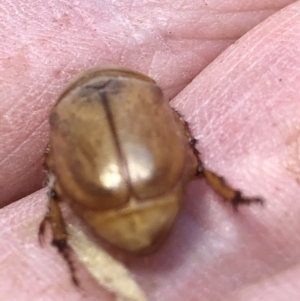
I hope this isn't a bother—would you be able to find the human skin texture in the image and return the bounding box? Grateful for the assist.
[1,1,300,300]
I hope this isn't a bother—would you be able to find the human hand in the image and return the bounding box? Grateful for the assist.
[0,1,299,300]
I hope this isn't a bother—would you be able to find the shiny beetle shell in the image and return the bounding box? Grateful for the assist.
[47,66,198,253]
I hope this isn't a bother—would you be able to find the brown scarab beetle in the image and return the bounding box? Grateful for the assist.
[39,66,262,284]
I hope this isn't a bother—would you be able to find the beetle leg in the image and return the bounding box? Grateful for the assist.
[39,189,79,286]
[172,109,263,209]
[197,165,263,210]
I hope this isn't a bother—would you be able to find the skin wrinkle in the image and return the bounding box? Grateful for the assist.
[0,118,47,167]
[179,27,296,145]
[1,1,300,301]
[3,96,48,127]
[229,263,300,301]
[0,168,42,206]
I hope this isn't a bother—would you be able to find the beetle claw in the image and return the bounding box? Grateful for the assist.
[52,239,79,287]
[38,234,45,247]
[231,191,264,211]
[38,218,48,247]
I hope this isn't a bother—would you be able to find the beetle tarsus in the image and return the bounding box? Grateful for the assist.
[201,168,264,208]
[52,239,79,287]
[189,138,197,146]
[38,218,48,247]
[231,191,264,211]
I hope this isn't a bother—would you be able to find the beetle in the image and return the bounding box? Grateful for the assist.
[39,66,262,285]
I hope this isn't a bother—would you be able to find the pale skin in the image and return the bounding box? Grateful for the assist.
[0,1,300,300]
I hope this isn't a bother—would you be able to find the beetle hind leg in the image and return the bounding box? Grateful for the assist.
[39,189,79,286]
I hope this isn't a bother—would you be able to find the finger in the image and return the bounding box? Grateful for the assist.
[0,0,291,207]
[169,2,300,300]
[231,264,300,301]
[0,189,116,301]
[4,4,300,300]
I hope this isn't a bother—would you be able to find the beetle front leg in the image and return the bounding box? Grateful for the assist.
[196,163,263,209]
[172,109,263,209]
[189,137,263,209]
[39,189,79,286]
